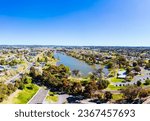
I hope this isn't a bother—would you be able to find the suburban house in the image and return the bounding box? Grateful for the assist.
[0,65,5,72]
[5,55,15,62]
[29,51,38,56]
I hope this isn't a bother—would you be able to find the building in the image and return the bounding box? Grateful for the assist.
[117,70,126,79]
[0,65,5,72]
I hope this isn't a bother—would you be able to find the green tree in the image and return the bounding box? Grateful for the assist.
[144,79,150,85]
[107,62,114,69]
[126,67,132,74]
[18,82,25,90]
[104,91,112,101]
[139,89,149,99]
[0,94,5,102]
[137,81,142,86]
[71,82,82,95]
[72,70,80,77]
[133,62,138,67]
[121,86,140,101]
[89,73,97,81]
[83,81,98,98]
[145,63,150,69]
[134,66,141,72]
[97,80,109,90]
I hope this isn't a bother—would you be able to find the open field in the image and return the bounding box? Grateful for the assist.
[12,84,39,104]
[107,85,125,90]
[111,78,125,83]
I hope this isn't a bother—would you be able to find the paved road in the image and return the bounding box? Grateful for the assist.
[142,96,150,104]
[5,73,21,84]
[4,50,46,85]
[28,88,49,104]
[4,63,34,84]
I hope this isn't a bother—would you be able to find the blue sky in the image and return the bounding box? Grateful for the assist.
[0,0,150,46]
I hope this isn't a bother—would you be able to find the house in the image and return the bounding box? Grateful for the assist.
[5,55,15,62]
[117,70,126,79]
[11,65,18,70]
[29,51,38,56]
[5,65,11,70]
[0,65,5,72]
[0,65,12,72]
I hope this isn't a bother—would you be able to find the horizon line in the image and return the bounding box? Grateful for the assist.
[0,44,150,47]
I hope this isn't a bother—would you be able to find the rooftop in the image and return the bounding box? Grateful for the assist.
[117,70,126,79]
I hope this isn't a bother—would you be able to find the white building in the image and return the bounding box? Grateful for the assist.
[117,70,126,79]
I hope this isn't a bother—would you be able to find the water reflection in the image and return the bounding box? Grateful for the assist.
[54,52,109,76]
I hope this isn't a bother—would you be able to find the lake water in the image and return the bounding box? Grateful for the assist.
[54,52,109,76]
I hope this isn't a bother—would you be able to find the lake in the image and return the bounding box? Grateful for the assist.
[54,52,109,76]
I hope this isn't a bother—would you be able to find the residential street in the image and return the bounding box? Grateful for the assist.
[4,62,33,84]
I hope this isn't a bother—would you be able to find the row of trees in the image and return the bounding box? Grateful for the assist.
[0,74,31,102]
[121,86,150,103]
[0,59,23,66]
[64,50,102,65]
[0,83,16,102]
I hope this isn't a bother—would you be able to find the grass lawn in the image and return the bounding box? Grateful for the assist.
[112,94,124,101]
[46,92,58,103]
[119,68,126,71]
[12,84,39,104]
[69,76,90,83]
[107,84,125,90]
[1,90,21,104]
[111,78,125,83]
[108,70,115,76]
